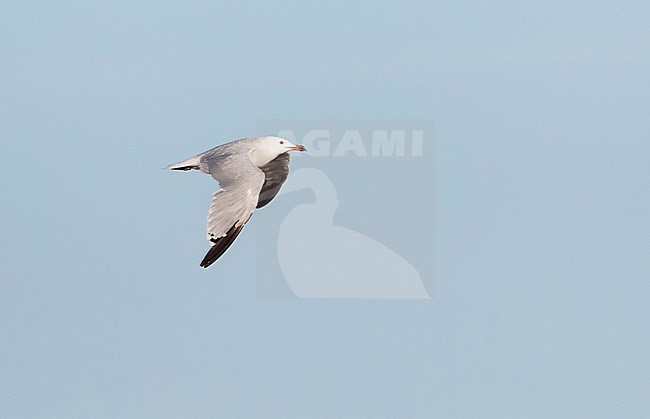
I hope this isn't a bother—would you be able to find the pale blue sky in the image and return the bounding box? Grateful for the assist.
[2,1,649,418]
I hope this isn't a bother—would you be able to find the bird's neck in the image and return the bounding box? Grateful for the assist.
[249,147,277,167]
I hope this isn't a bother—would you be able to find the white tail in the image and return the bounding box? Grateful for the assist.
[164,155,201,171]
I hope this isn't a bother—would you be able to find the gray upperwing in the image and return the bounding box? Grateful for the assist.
[202,151,264,241]
[257,152,290,208]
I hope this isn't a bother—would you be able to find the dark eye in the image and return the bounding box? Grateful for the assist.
[280,141,284,144]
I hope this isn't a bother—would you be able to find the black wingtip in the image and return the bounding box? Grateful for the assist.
[199,223,245,268]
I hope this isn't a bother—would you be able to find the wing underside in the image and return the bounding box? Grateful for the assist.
[257,152,290,208]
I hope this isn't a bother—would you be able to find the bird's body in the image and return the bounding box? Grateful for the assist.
[166,136,306,268]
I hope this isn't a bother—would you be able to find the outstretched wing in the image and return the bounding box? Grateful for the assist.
[199,151,265,268]
[257,152,290,209]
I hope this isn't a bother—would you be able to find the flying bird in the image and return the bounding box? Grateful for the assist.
[165,136,307,268]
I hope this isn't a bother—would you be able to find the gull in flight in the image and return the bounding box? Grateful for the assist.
[165,136,307,268]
